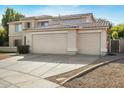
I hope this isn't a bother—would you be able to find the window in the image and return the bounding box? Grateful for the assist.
[38,21,48,28]
[15,24,22,32]
[26,22,31,28]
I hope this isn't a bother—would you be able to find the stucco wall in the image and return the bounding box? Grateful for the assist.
[100,30,108,55]
[9,36,22,47]
[9,24,23,47]
[9,24,23,36]
[119,39,124,53]
[67,30,77,55]
[9,28,108,55]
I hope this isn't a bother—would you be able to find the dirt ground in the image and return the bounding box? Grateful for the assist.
[0,54,11,60]
[47,58,124,88]
[64,58,124,88]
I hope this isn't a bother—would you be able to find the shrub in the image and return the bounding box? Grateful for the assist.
[17,45,30,54]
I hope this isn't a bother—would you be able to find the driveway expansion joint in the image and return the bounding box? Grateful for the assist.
[40,63,60,77]
[1,68,43,79]
[0,77,19,88]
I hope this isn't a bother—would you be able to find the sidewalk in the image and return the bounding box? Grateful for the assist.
[0,68,62,88]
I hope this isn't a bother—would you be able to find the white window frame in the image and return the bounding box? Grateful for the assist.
[15,24,22,32]
[37,21,49,28]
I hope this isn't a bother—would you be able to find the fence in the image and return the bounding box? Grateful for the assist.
[110,39,124,53]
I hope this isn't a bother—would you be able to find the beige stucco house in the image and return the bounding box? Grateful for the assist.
[8,13,110,55]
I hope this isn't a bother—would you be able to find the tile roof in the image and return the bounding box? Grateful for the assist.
[53,13,93,19]
[20,13,93,20]
[9,13,111,29]
[81,19,111,28]
[35,24,79,29]
[39,19,110,29]
[21,15,53,20]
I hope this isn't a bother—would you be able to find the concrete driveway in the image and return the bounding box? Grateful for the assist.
[0,54,99,88]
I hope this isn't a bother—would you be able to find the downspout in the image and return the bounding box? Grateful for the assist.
[24,36,26,45]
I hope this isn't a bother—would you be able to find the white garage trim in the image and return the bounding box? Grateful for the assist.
[78,30,102,33]
[30,31,68,35]
[100,31,107,55]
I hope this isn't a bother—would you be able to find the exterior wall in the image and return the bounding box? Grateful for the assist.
[9,36,22,47]
[67,30,77,55]
[8,15,108,55]
[9,24,23,47]
[119,39,124,53]
[100,29,108,55]
[9,24,15,36]
[9,28,108,55]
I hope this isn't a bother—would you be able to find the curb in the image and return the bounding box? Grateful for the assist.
[61,57,124,85]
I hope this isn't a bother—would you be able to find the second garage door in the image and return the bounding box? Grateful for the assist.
[32,33,67,54]
[78,32,101,55]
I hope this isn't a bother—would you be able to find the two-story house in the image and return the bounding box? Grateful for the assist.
[8,13,110,55]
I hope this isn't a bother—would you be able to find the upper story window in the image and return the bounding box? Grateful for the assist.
[15,24,22,32]
[26,22,31,29]
[38,21,48,28]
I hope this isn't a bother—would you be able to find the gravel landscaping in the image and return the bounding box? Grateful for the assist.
[64,58,124,88]
[47,56,124,88]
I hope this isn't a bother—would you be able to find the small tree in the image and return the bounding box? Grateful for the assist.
[112,31,119,40]
[0,28,7,46]
[111,24,124,40]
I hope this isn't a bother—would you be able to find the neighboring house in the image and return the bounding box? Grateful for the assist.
[8,13,110,55]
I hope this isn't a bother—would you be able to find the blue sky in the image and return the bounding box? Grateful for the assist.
[0,5,124,25]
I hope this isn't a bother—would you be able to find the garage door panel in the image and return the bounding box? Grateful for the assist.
[32,33,67,54]
[78,32,101,55]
